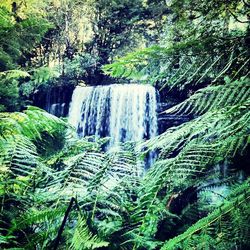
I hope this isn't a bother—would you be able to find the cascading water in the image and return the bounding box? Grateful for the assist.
[68,84,158,148]
[45,88,66,117]
[36,86,74,117]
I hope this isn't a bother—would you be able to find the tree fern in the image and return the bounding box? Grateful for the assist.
[103,41,249,90]
[0,108,70,248]
[1,87,249,249]
[142,105,249,164]
[120,79,250,248]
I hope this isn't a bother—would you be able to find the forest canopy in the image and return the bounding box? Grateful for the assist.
[0,0,250,249]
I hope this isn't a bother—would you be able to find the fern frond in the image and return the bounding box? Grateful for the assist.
[9,207,66,234]
[142,99,250,160]
[125,99,250,248]
[161,179,250,250]
[164,78,250,117]
[69,215,109,250]
[0,135,38,177]
[0,70,30,79]
[0,106,68,142]
[103,38,249,90]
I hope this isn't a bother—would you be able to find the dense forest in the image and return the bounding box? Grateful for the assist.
[0,0,249,249]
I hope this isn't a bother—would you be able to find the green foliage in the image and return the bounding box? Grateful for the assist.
[85,0,145,62]
[0,5,52,71]
[0,108,140,249]
[62,53,99,84]
[0,106,67,142]
[69,215,109,250]
[0,108,68,248]
[0,70,30,79]
[100,7,250,248]
[0,70,31,111]
[103,41,249,90]
[0,0,249,249]
[0,134,38,177]
[0,106,68,160]
[31,67,60,85]
[0,90,249,249]
[94,76,249,249]
[161,180,250,250]
[20,66,61,98]
[0,78,19,112]
[0,3,53,111]
[164,77,250,117]
[103,0,250,91]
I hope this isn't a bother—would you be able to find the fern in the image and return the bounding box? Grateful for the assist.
[164,78,250,117]
[161,179,250,250]
[0,135,38,177]
[1,76,249,249]
[0,106,68,141]
[0,108,70,248]
[69,215,109,250]
[119,77,250,249]
[142,104,249,163]
[0,70,30,79]
[103,39,249,90]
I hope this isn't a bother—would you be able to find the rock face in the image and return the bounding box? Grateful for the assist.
[32,85,74,117]
[157,100,191,134]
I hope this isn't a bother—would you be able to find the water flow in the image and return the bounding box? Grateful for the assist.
[68,84,158,147]
[45,88,66,117]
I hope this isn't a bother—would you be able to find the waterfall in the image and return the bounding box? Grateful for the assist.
[38,86,74,117]
[68,84,158,147]
[45,88,66,117]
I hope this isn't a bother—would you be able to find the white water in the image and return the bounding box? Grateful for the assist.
[68,84,158,147]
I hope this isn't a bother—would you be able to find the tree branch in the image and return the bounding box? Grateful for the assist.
[53,197,76,250]
[228,8,250,24]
